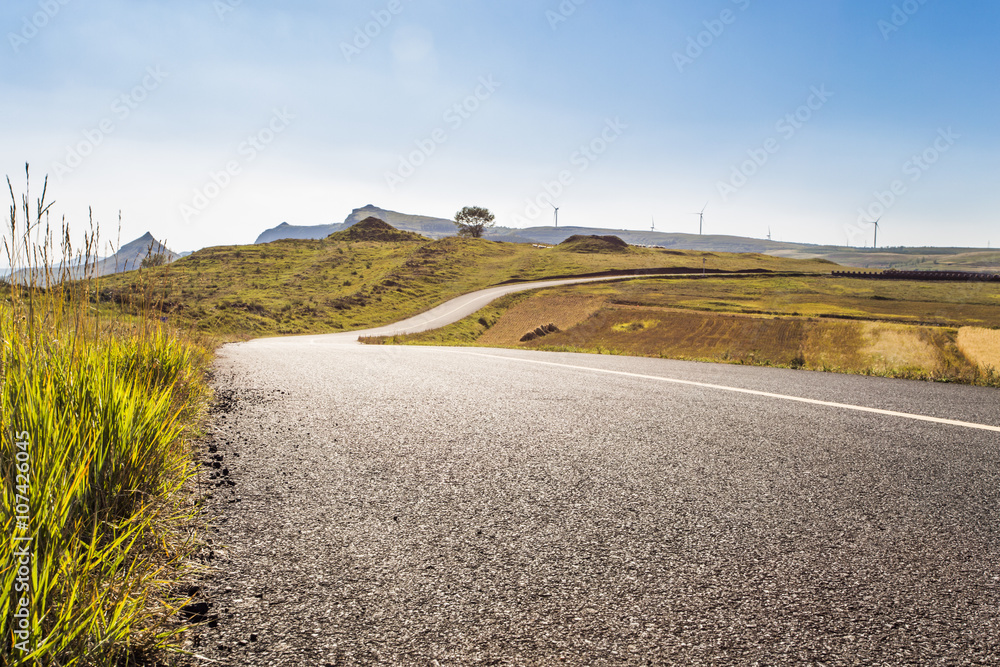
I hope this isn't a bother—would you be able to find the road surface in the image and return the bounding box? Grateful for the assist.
[184,285,1000,666]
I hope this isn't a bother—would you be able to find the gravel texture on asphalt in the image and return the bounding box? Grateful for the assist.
[181,341,1000,666]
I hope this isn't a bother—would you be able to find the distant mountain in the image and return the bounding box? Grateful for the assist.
[254,207,813,252]
[510,226,793,253]
[255,205,458,244]
[95,232,180,275]
[341,205,457,237]
[252,206,999,271]
[6,232,180,283]
[255,204,542,245]
[254,221,342,244]
[493,227,1000,270]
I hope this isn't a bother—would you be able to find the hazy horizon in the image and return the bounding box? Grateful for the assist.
[3,1,998,256]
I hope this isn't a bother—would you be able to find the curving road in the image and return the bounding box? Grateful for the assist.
[289,273,682,342]
[185,280,1000,666]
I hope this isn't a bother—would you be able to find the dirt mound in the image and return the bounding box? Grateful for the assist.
[327,217,426,243]
[557,235,630,253]
[519,323,560,343]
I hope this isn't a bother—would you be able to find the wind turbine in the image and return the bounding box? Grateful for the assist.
[767,227,772,241]
[550,203,559,228]
[651,216,655,232]
[691,203,708,235]
[864,217,881,249]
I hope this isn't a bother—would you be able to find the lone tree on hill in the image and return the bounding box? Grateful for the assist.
[453,206,495,239]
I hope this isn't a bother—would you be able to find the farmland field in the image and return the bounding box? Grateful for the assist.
[370,274,1000,386]
[477,294,608,346]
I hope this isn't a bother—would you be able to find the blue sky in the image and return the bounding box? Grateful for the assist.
[2,0,997,255]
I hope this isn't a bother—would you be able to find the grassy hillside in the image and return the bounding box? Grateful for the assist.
[365,274,1000,387]
[101,230,835,338]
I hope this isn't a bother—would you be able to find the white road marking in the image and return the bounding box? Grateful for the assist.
[458,351,1000,434]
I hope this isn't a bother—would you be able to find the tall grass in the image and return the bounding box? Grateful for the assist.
[1,166,211,665]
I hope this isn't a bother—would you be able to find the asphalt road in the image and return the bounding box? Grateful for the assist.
[185,277,1000,665]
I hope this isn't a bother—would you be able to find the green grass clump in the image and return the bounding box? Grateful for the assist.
[1,169,211,665]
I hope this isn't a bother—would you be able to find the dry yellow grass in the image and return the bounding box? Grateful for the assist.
[957,327,1000,369]
[676,298,873,319]
[533,306,808,366]
[478,293,607,345]
[860,323,944,371]
[607,275,1000,327]
[802,321,866,369]
[520,301,966,378]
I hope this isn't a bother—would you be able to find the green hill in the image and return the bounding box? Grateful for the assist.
[557,235,630,254]
[326,217,427,243]
[100,234,837,339]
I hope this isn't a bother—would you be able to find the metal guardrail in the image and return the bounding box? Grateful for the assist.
[832,269,1000,282]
